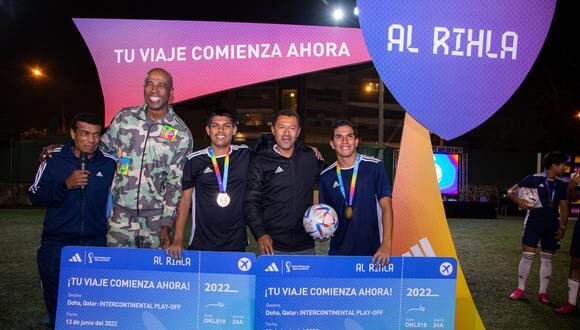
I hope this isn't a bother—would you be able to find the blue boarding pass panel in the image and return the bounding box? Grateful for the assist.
[198,251,256,329]
[255,256,457,330]
[400,258,457,330]
[55,247,255,330]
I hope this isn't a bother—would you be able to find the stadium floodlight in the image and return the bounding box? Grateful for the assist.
[332,8,345,21]
[353,7,359,16]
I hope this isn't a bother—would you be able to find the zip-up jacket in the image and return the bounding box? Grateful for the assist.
[100,105,193,229]
[245,143,323,251]
[29,141,116,244]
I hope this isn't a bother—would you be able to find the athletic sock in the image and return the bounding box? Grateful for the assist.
[518,252,535,291]
[539,252,553,293]
[568,278,580,306]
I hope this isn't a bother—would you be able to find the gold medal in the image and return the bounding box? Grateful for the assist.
[337,154,360,222]
[345,206,353,220]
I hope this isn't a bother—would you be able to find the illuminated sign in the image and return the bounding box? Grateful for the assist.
[357,0,556,139]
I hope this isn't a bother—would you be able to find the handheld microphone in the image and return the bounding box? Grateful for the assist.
[80,152,88,195]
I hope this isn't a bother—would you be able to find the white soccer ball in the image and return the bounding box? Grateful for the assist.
[303,204,339,240]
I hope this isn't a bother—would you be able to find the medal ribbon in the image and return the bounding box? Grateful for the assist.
[208,147,229,193]
[544,177,555,206]
[336,153,361,207]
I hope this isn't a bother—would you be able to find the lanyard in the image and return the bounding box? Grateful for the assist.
[208,147,229,193]
[336,154,361,207]
[544,177,555,206]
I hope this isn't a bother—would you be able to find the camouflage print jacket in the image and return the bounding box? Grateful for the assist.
[101,104,193,229]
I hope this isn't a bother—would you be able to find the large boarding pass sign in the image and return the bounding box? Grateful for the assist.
[57,248,456,329]
[256,256,457,329]
[56,247,256,329]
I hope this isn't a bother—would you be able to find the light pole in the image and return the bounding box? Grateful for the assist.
[333,4,384,159]
[28,65,67,135]
[362,78,386,161]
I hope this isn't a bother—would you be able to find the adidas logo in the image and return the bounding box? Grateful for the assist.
[69,253,83,263]
[401,237,436,257]
[333,181,339,188]
[96,172,103,177]
[203,167,213,174]
[265,262,280,272]
[274,166,284,174]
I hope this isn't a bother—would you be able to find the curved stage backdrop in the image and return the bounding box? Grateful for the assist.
[73,19,371,124]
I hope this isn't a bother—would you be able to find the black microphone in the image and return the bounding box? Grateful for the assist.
[79,152,88,195]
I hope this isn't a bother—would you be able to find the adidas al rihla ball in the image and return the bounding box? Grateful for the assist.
[303,203,339,240]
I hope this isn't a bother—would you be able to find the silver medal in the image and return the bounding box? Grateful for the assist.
[217,193,231,207]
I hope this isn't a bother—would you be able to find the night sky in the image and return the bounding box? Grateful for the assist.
[0,0,577,151]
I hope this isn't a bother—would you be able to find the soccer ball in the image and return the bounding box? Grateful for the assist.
[303,204,339,240]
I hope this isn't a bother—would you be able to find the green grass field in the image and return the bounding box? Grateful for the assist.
[1,209,579,329]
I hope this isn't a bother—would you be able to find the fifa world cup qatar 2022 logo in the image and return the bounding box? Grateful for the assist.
[357,0,557,140]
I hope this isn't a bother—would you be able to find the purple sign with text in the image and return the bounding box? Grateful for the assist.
[357,0,557,139]
[73,19,370,124]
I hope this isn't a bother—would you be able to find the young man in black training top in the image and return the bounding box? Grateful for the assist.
[168,110,253,258]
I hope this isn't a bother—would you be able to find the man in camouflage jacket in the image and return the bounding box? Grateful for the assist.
[102,68,193,249]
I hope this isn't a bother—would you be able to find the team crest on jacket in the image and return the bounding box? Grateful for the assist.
[160,125,179,142]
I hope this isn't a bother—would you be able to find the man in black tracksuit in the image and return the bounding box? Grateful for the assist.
[29,113,116,327]
[245,110,324,255]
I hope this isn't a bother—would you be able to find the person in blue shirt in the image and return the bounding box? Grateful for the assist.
[555,170,580,314]
[29,113,116,327]
[318,120,393,267]
[508,151,569,305]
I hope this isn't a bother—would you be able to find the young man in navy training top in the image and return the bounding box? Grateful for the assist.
[167,109,252,258]
[318,120,393,267]
[508,151,569,304]
[29,113,116,327]
[555,170,580,314]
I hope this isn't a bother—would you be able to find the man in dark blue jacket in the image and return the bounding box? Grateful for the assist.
[29,113,116,327]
